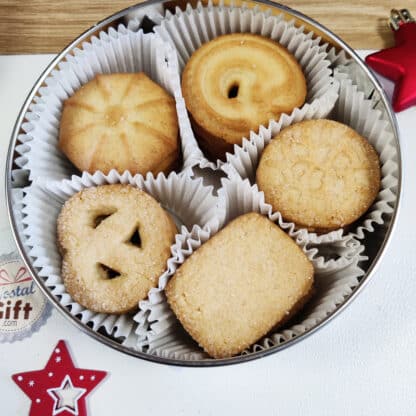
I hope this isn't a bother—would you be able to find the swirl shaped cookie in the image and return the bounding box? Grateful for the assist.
[59,73,179,176]
[256,119,381,232]
[57,184,177,314]
[182,33,307,160]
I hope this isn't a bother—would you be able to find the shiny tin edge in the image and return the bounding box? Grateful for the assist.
[5,0,402,366]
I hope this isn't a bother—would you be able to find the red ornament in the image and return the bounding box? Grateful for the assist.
[366,8,416,112]
[12,340,107,416]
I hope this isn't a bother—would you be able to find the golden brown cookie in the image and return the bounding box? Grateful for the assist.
[59,73,179,176]
[256,119,381,232]
[182,33,307,161]
[57,184,177,314]
[166,212,313,359]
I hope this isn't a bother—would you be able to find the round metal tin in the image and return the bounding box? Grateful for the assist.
[5,0,402,366]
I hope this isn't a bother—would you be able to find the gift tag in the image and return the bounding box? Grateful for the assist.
[0,251,51,342]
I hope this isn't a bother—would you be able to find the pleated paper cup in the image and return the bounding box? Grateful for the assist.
[310,48,398,240]
[125,3,165,27]
[134,223,216,358]
[20,171,225,342]
[11,189,26,240]
[332,69,399,239]
[154,0,339,170]
[220,178,365,271]
[141,255,366,360]
[134,176,365,359]
[14,27,198,181]
[223,64,399,244]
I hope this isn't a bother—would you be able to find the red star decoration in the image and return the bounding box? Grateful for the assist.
[12,340,107,416]
[366,20,416,112]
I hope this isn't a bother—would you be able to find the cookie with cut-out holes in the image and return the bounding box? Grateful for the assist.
[59,73,180,176]
[182,33,306,161]
[57,184,177,314]
[256,119,381,232]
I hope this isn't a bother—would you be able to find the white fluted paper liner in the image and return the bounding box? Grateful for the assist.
[134,223,215,356]
[134,176,365,358]
[223,67,399,243]
[329,51,394,122]
[219,178,364,272]
[326,45,351,68]
[14,26,199,181]
[332,72,399,239]
[335,63,376,98]
[141,254,366,360]
[222,134,357,245]
[154,0,339,170]
[20,170,225,342]
[242,253,366,354]
[334,60,397,122]
[125,4,165,27]
[11,189,26,243]
[221,127,347,247]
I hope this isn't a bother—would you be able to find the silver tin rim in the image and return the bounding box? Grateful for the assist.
[5,0,402,367]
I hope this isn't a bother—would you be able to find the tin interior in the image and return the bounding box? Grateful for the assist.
[5,0,402,366]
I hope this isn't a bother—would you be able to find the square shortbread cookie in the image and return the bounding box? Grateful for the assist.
[166,212,314,358]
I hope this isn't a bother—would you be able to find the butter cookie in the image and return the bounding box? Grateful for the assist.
[59,73,179,175]
[182,34,306,160]
[166,213,313,358]
[256,119,381,232]
[57,184,177,314]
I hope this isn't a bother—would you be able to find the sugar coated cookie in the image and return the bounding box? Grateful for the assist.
[57,184,177,314]
[166,212,313,358]
[256,119,381,232]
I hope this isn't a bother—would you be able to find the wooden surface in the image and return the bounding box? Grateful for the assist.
[0,0,412,54]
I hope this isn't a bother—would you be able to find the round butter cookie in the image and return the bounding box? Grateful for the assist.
[57,184,177,314]
[182,33,307,161]
[256,119,381,232]
[59,73,179,176]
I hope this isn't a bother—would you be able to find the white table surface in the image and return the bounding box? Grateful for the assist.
[0,52,415,415]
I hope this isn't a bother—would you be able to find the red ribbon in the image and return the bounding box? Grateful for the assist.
[0,267,32,286]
